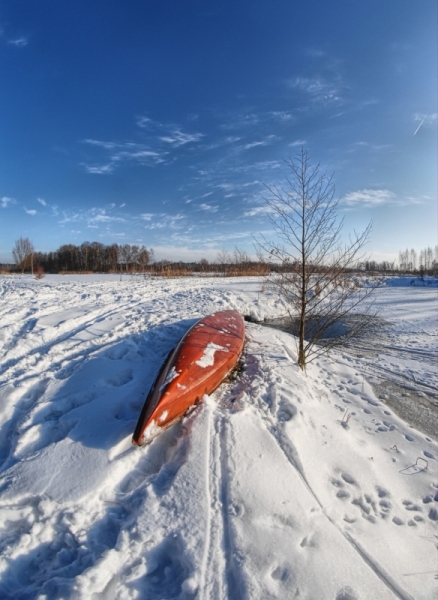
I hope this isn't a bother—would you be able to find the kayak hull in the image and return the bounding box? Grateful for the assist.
[132,310,245,446]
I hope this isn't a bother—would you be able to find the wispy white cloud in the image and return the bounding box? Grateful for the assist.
[159,130,204,147]
[288,140,306,147]
[116,149,165,163]
[199,203,218,213]
[136,116,204,147]
[8,37,28,47]
[243,206,268,217]
[24,207,37,215]
[136,116,155,128]
[290,76,343,106]
[413,112,437,124]
[269,111,296,122]
[82,135,173,174]
[37,197,47,206]
[403,194,432,205]
[142,213,185,230]
[87,212,125,227]
[220,111,295,132]
[84,163,115,175]
[83,139,118,150]
[1,196,15,208]
[349,141,392,153]
[341,189,396,207]
[342,190,429,209]
[59,206,125,228]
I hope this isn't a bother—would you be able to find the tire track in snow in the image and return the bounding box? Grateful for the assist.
[247,335,415,600]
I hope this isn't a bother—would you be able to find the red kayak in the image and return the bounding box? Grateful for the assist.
[132,310,245,446]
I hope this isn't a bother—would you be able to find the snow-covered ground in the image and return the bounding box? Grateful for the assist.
[0,274,437,600]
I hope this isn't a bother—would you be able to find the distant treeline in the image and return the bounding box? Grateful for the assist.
[398,246,437,273]
[11,242,154,274]
[2,240,438,277]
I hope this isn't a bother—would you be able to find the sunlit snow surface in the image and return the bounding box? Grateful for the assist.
[0,274,437,600]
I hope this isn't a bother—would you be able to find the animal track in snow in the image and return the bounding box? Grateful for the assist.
[340,473,356,485]
[336,489,350,500]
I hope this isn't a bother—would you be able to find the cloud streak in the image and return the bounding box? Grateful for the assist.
[1,196,15,208]
[8,37,28,47]
[341,189,396,207]
[81,119,203,174]
[289,76,343,106]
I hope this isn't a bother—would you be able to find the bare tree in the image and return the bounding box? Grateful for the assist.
[255,148,376,370]
[217,249,231,276]
[12,237,34,274]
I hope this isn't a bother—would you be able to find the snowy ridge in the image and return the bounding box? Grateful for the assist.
[0,275,436,599]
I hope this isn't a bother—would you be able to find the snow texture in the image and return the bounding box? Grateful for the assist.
[195,342,229,368]
[0,273,437,600]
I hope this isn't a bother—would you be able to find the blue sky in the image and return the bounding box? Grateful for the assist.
[1,0,436,264]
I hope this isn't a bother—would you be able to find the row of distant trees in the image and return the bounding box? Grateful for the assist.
[4,238,438,276]
[9,238,154,274]
[398,247,437,273]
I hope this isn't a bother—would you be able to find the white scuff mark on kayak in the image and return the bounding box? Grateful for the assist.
[159,366,179,390]
[177,383,187,390]
[195,341,229,368]
[158,410,169,423]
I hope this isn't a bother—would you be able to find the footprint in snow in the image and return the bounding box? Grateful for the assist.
[277,406,296,422]
[376,486,390,498]
[271,565,292,583]
[105,346,129,360]
[336,586,359,600]
[142,534,194,600]
[428,508,438,521]
[107,369,133,387]
[402,500,422,512]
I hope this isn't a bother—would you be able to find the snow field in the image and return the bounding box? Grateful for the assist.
[0,274,436,599]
